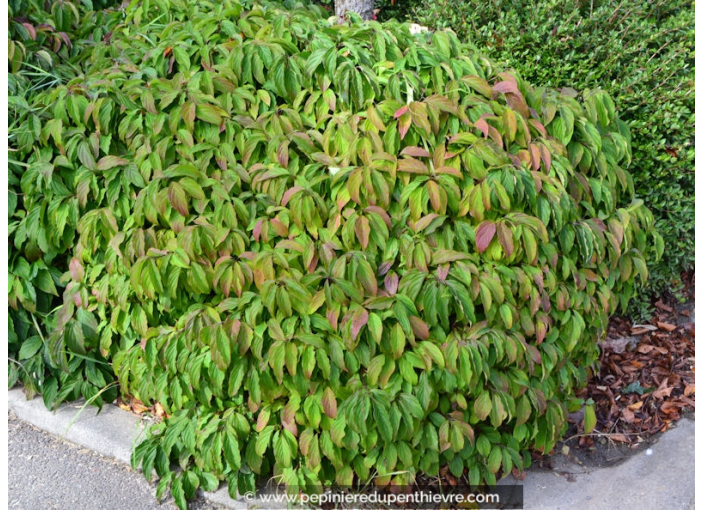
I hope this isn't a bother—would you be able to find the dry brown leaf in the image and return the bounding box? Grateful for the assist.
[654,300,674,313]
[621,407,636,423]
[627,401,644,411]
[512,467,527,481]
[652,379,674,399]
[684,385,695,397]
[657,321,677,332]
[131,401,149,414]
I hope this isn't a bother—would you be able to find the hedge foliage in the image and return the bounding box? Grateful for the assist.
[10,0,661,507]
[9,0,124,405]
[414,0,694,316]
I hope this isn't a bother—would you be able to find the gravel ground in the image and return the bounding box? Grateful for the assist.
[8,412,226,510]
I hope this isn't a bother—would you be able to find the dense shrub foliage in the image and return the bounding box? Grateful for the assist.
[414,0,694,316]
[9,0,123,405]
[10,0,661,507]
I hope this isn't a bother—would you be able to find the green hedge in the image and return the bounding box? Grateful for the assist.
[9,0,124,403]
[10,0,661,508]
[414,0,694,317]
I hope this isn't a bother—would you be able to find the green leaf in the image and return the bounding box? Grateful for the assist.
[18,335,42,360]
[583,404,597,434]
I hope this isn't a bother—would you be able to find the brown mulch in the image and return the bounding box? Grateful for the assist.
[573,273,695,448]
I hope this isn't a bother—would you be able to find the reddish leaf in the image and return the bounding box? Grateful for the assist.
[281,186,303,207]
[475,118,489,137]
[384,273,399,295]
[398,157,428,174]
[69,257,84,282]
[409,316,430,340]
[475,221,496,253]
[394,105,409,118]
[398,113,412,140]
[355,216,371,250]
[322,387,338,418]
[350,306,369,340]
[400,146,431,158]
[493,81,520,95]
[497,222,514,257]
[253,219,263,242]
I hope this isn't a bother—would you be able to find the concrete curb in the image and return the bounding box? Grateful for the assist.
[8,388,249,509]
[8,388,695,510]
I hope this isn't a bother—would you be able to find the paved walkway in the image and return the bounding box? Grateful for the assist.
[8,412,223,510]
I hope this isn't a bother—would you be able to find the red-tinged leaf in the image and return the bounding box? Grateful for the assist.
[530,118,548,138]
[277,142,289,168]
[475,118,489,137]
[311,152,337,166]
[350,306,369,340]
[436,265,450,281]
[281,186,303,207]
[97,156,129,170]
[256,407,270,432]
[365,206,392,228]
[168,182,189,217]
[425,94,459,114]
[529,144,541,171]
[327,306,339,330]
[414,213,440,232]
[426,180,442,211]
[400,146,431,158]
[322,387,338,418]
[398,113,412,140]
[355,215,370,250]
[539,143,552,172]
[69,257,84,282]
[282,405,298,436]
[22,23,37,40]
[398,157,428,174]
[394,105,409,118]
[356,258,378,296]
[435,166,462,177]
[409,316,430,340]
[497,223,514,257]
[475,221,496,253]
[493,81,520,95]
[536,319,547,344]
[253,219,263,242]
[384,272,399,295]
[532,171,543,193]
[488,125,504,149]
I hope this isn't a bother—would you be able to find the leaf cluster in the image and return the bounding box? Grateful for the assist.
[413,0,694,317]
[9,0,661,507]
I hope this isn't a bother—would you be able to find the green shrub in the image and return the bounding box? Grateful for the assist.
[8,0,124,404]
[415,0,694,317]
[11,0,661,507]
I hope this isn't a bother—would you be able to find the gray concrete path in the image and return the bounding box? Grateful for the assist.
[8,411,225,510]
[499,417,696,509]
